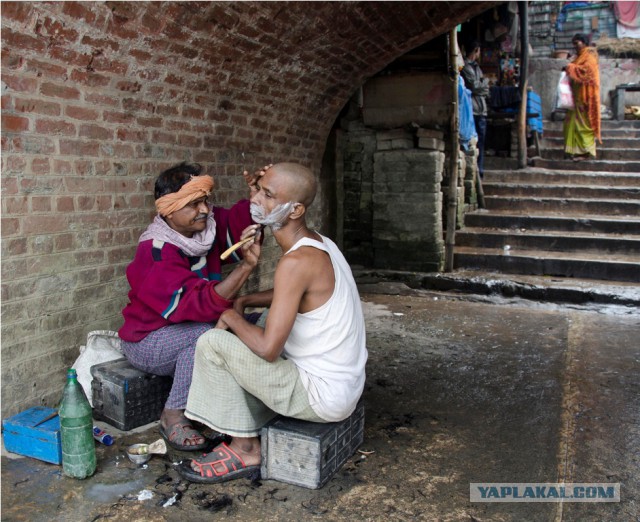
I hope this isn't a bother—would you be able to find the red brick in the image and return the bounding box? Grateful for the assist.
[129,49,153,63]
[47,46,86,67]
[80,35,120,53]
[115,80,142,93]
[36,16,80,45]
[52,159,73,175]
[103,111,135,124]
[116,128,148,142]
[77,196,95,211]
[96,195,113,211]
[2,74,38,94]
[1,48,24,70]
[177,135,202,148]
[2,176,19,195]
[2,95,13,111]
[1,2,35,23]
[122,98,154,113]
[3,196,28,214]
[136,116,162,128]
[22,214,68,234]
[31,196,52,212]
[59,139,100,157]
[65,105,100,121]
[1,217,21,236]
[4,238,28,256]
[35,118,76,136]
[62,2,98,24]
[70,69,111,88]
[54,233,74,251]
[79,124,113,140]
[2,115,30,133]
[65,176,105,193]
[84,93,119,107]
[40,82,81,100]
[56,196,75,213]
[31,157,51,174]
[14,97,61,116]
[1,28,46,53]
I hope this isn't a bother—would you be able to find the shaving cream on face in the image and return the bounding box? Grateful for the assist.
[250,201,295,231]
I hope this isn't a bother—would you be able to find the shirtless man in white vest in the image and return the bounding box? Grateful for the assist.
[180,162,368,484]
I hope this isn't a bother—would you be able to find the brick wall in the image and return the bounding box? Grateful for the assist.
[1,1,496,417]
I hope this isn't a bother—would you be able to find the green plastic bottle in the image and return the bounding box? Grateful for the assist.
[59,368,96,479]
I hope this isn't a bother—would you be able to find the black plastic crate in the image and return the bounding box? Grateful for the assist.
[260,401,365,489]
[91,358,172,431]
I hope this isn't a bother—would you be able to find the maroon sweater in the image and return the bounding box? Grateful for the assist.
[119,200,252,342]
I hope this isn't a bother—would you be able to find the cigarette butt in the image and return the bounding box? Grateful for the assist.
[220,236,254,260]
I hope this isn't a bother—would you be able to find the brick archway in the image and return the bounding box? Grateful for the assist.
[1,1,497,416]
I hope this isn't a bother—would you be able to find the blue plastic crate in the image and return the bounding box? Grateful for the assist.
[2,406,62,464]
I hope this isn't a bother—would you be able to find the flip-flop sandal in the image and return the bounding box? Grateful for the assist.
[177,442,261,484]
[160,422,209,452]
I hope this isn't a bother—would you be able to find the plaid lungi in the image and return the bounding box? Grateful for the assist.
[185,328,324,438]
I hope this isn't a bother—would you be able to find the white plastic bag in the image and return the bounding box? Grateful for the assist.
[556,71,574,110]
[72,330,123,406]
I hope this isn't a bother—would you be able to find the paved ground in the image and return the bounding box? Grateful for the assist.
[2,282,639,521]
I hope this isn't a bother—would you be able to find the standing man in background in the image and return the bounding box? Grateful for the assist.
[461,40,490,178]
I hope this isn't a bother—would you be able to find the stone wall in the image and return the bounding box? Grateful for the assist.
[341,122,455,272]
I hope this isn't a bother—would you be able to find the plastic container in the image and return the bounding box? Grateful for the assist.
[59,369,96,479]
[93,426,114,446]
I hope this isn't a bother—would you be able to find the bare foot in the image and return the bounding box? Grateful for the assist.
[160,408,205,448]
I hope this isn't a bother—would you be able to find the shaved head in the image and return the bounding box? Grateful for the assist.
[268,163,317,208]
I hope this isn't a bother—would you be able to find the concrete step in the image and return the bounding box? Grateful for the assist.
[484,168,640,186]
[354,268,640,307]
[455,228,640,254]
[544,119,640,130]
[541,137,640,149]
[482,182,640,200]
[464,212,640,235]
[484,195,640,216]
[542,148,640,161]
[453,246,640,282]
[531,158,640,172]
[544,129,640,139]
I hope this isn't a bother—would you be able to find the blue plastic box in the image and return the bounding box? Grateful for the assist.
[2,406,62,464]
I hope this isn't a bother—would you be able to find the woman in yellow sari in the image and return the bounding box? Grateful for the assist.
[563,34,601,161]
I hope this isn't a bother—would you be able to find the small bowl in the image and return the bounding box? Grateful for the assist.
[127,443,151,465]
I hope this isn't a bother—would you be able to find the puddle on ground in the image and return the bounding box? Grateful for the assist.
[85,478,148,502]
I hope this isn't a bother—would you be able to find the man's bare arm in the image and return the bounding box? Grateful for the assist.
[217,255,309,361]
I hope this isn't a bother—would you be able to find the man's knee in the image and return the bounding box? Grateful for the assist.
[195,328,236,365]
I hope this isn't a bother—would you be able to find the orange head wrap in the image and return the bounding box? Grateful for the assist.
[155,175,214,217]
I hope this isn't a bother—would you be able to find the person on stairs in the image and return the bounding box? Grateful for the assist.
[461,40,490,178]
[179,162,368,483]
[118,162,262,451]
[563,33,601,161]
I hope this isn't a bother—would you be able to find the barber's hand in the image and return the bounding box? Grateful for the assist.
[243,164,273,195]
[240,224,262,268]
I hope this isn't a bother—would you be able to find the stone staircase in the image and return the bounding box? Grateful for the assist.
[454,119,640,282]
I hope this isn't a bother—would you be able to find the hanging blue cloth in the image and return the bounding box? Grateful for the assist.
[458,75,477,151]
[527,90,543,135]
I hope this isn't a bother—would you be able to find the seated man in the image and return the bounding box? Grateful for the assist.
[179,162,368,483]
[118,162,262,451]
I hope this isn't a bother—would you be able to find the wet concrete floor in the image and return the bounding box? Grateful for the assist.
[2,283,639,521]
